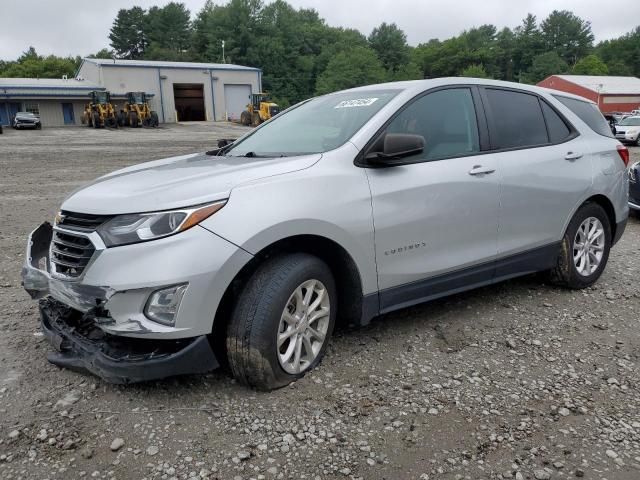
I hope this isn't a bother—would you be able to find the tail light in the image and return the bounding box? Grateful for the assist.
[617,144,630,166]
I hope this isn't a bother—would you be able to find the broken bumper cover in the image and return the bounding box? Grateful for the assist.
[40,297,219,384]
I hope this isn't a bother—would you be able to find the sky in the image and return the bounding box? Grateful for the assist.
[1,0,639,60]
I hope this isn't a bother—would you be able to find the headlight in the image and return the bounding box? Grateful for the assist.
[630,162,639,182]
[97,200,226,247]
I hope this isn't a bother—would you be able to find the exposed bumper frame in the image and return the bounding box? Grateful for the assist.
[40,298,219,384]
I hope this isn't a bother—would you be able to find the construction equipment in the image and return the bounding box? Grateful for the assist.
[82,91,117,128]
[121,92,159,128]
[240,93,280,126]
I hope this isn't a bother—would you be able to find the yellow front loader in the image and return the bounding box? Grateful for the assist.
[240,93,280,126]
[82,91,117,128]
[119,92,159,128]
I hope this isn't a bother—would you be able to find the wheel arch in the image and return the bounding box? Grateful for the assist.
[564,193,619,242]
[582,194,617,239]
[210,234,371,360]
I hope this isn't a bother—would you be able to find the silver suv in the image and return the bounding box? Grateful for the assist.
[22,78,629,390]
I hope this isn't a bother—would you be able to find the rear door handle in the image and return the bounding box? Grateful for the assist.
[468,165,496,176]
[565,151,583,161]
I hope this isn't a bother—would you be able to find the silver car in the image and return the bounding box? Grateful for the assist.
[22,78,629,390]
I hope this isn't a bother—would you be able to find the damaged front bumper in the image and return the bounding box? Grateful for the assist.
[40,297,218,384]
[20,221,241,383]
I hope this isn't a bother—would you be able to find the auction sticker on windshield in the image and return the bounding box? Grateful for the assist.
[334,98,379,109]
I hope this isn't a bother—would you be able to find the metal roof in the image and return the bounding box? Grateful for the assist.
[83,58,261,72]
[0,78,105,98]
[554,75,640,95]
[0,78,103,89]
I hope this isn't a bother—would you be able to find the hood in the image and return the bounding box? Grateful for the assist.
[62,152,321,215]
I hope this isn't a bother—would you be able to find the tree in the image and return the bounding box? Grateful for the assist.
[513,14,543,80]
[87,48,114,59]
[522,52,569,83]
[572,54,608,75]
[0,47,80,78]
[109,7,147,59]
[460,64,490,78]
[315,46,386,94]
[146,2,192,54]
[596,26,640,77]
[368,22,410,73]
[540,10,594,65]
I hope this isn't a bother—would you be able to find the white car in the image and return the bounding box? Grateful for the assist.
[615,116,640,145]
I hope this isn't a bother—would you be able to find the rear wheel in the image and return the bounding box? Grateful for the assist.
[548,202,611,289]
[226,254,336,390]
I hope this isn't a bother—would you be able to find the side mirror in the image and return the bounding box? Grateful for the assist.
[365,133,425,166]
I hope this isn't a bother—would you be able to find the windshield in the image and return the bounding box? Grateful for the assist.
[17,112,35,116]
[226,90,400,157]
[619,117,640,126]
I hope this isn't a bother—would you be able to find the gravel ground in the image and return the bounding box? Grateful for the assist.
[1,125,639,480]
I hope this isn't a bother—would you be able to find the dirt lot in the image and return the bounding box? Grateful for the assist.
[1,124,639,480]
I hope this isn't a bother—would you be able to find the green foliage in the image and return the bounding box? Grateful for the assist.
[521,52,569,83]
[315,46,386,94]
[460,64,490,78]
[596,27,640,77]
[540,10,594,65]
[572,55,609,75]
[109,7,147,59]
[3,3,640,106]
[87,48,115,59]
[0,47,80,78]
[368,23,410,73]
[146,2,192,53]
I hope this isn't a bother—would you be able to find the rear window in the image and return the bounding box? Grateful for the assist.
[554,96,613,138]
[540,101,572,143]
[485,89,548,149]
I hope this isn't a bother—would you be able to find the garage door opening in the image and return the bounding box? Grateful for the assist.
[173,83,205,121]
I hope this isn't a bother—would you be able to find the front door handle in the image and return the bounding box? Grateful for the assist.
[468,165,496,176]
[565,151,583,161]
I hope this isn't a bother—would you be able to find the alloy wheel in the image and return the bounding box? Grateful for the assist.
[573,216,605,277]
[277,279,331,374]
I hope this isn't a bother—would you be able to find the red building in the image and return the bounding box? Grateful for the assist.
[537,75,640,113]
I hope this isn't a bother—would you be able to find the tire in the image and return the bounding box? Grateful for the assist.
[240,110,251,126]
[129,112,138,128]
[251,112,262,127]
[36,123,41,130]
[92,111,101,129]
[142,117,151,127]
[226,254,337,390]
[548,202,612,289]
[150,112,159,127]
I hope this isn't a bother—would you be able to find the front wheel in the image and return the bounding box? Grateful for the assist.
[226,254,336,390]
[548,202,612,289]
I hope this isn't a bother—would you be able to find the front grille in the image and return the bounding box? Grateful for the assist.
[51,231,96,278]
[58,210,110,232]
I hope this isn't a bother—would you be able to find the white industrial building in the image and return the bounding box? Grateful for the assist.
[0,58,262,127]
[78,59,262,123]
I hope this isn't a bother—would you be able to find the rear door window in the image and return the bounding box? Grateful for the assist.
[554,95,613,138]
[484,88,549,149]
[540,101,572,143]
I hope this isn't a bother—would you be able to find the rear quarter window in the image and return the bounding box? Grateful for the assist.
[540,101,572,143]
[554,95,613,138]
